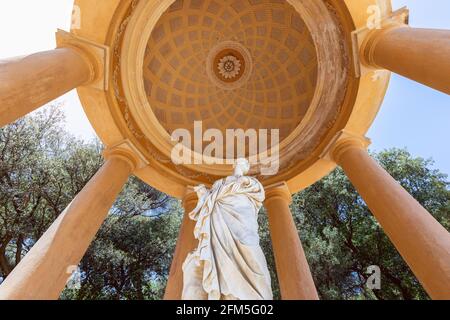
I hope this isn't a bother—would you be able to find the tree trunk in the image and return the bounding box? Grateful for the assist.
[15,235,23,265]
[0,248,12,277]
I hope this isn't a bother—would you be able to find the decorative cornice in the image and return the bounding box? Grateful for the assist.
[265,182,292,205]
[56,29,110,91]
[320,130,371,164]
[351,7,409,77]
[103,139,149,171]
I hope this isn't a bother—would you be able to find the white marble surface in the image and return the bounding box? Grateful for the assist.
[182,159,273,300]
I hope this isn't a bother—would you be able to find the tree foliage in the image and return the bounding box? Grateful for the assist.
[62,198,181,300]
[291,149,450,300]
[0,106,103,279]
[0,106,178,300]
[1,107,448,300]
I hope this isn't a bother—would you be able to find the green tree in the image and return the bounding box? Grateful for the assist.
[0,106,103,279]
[0,106,177,300]
[61,183,181,300]
[291,149,450,300]
[2,108,449,300]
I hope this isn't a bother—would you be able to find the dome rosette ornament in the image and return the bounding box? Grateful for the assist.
[206,41,253,90]
[218,55,241,79]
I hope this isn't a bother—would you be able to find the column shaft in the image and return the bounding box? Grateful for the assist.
[0,48,93,127]
[0,155,133,300]
[363,26,450,94]
[164,192,198,300]
[335,143,450,299]
[265,185,319,300]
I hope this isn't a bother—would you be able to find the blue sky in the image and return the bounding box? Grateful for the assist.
[0,0,449,174]
[368,0,450,175]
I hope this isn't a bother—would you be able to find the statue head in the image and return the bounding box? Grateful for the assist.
[233,158,250,176]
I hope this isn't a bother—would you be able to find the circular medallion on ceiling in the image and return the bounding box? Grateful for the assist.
[206,41,253,90]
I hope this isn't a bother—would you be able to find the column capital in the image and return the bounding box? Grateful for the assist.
[103,140,148,172]
[361,23,410,69]
[265,182,292,205]
[183,187,199,211]
[321,130,371,164]
[351,7,409,77]
[55,29,110,91]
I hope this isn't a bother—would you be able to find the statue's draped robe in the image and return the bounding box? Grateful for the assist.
[182,175,273,300]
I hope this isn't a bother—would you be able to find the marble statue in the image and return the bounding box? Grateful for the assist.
[182,159,273,300]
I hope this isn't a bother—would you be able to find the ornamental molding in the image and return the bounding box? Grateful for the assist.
[320,130,372,162]
[218,55,242,80]
[206,41,253,91]
[103,139,149,171]
[56,29,110,91]
[351,7,409,78]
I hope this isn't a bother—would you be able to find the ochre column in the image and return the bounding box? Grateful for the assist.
[0,48,94,127]
[164,190,198,300]
[264,183,319,300]
[332,137,450,300]
[362,24,450,94]
[0,146,138,300]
